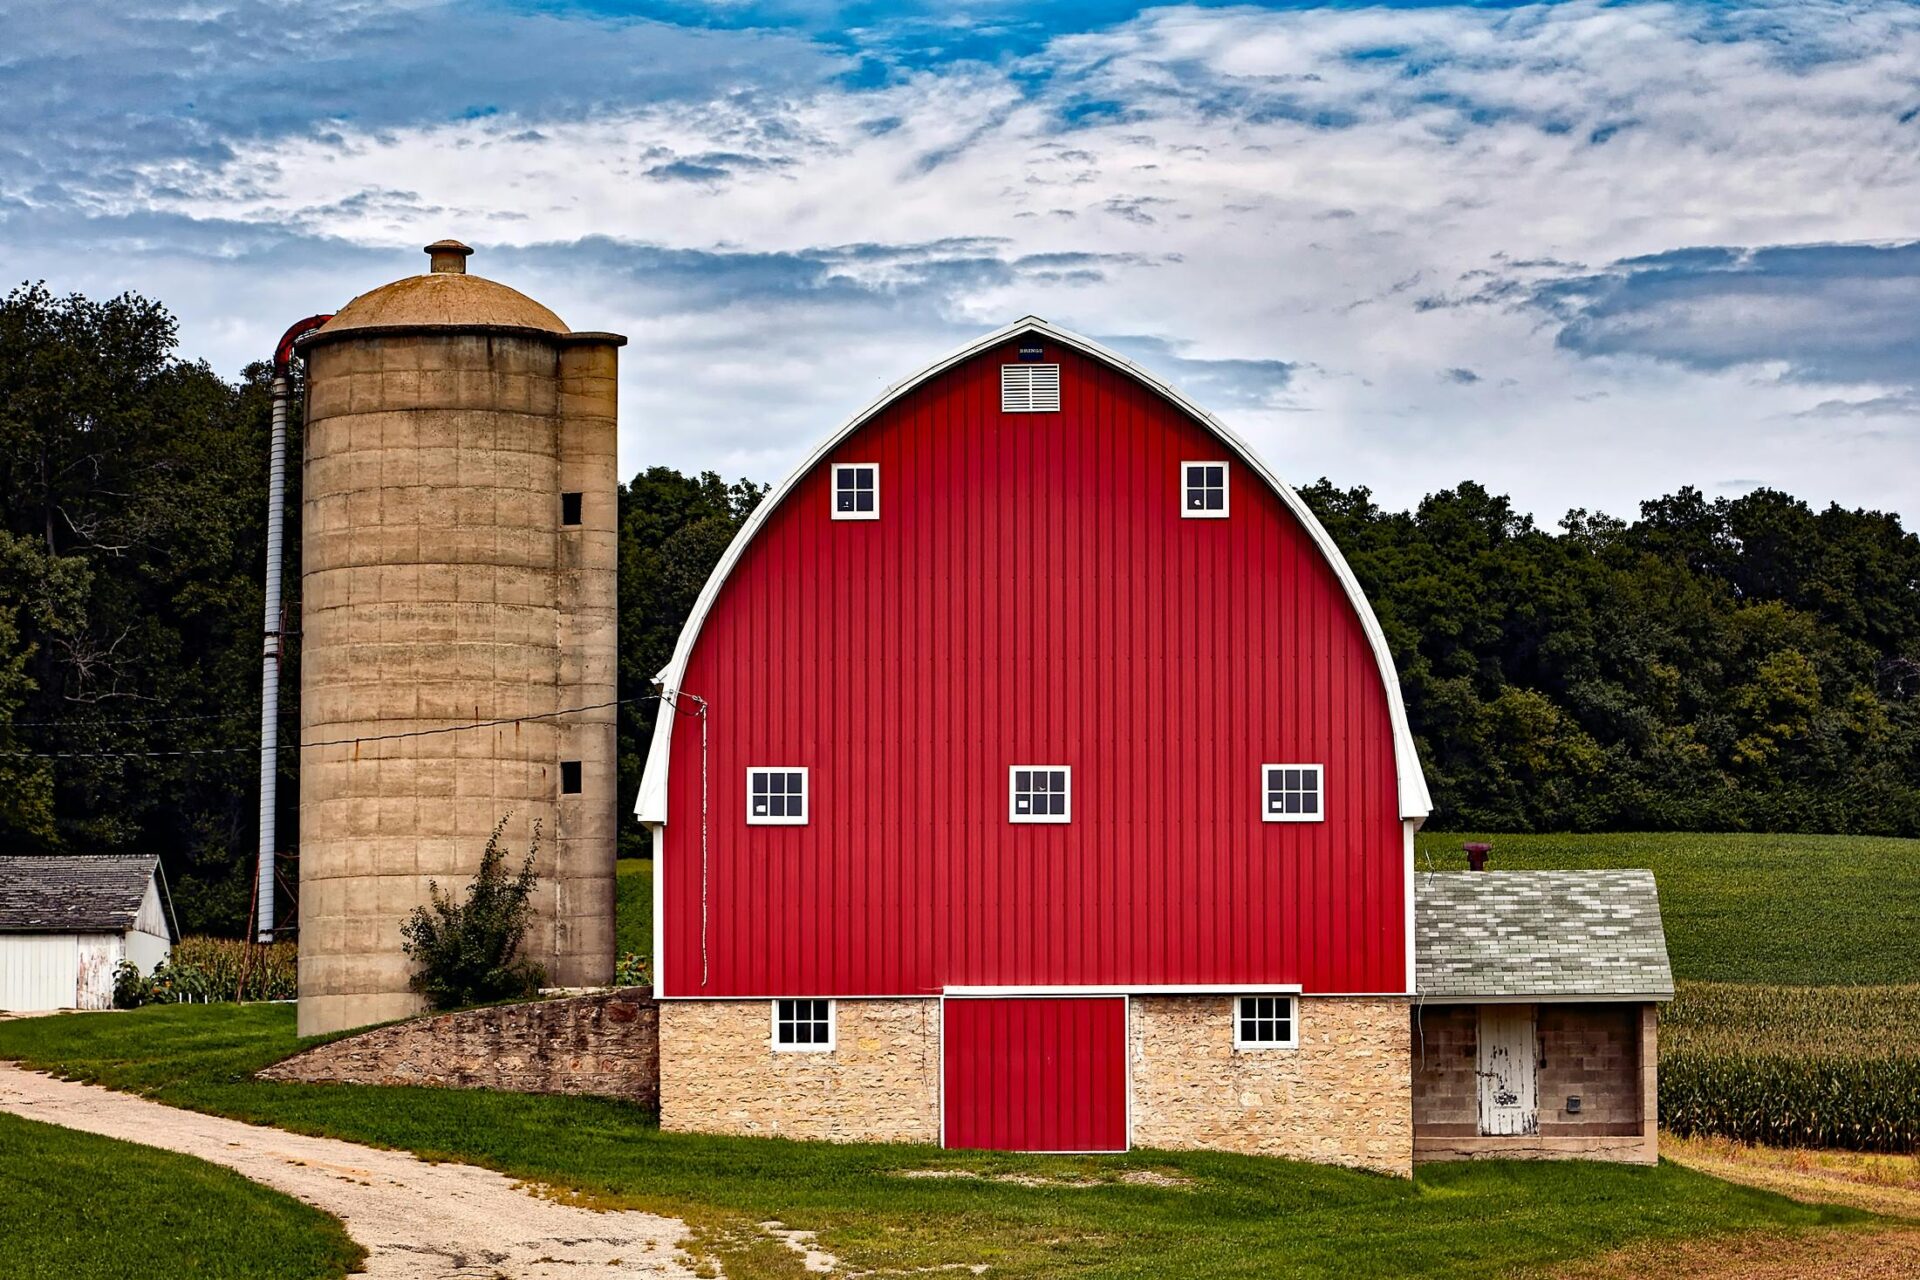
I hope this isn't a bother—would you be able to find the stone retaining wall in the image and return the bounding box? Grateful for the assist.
[261,988,657,1106]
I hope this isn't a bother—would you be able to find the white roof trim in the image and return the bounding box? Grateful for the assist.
[637,317,1432,823]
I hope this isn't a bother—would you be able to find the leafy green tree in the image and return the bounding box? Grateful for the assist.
[0,284,286,929]
[616,466,763,855]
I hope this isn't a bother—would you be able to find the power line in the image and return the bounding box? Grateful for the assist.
[0,693,677,761]
[2,710,278,728]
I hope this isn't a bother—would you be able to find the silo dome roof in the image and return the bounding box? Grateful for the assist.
[308,240,569,342]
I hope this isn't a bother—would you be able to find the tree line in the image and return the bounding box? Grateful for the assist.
[1,285,1915,933]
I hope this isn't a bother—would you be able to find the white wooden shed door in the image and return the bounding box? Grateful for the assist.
[1477,1005,1538,1136]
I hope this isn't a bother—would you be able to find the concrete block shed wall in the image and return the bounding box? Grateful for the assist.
[298,328,618,1037]
[1129,997,1412,1176]
[1411,1002,1658,1164]
[658,999,942,1144]
[261,989,657,1106]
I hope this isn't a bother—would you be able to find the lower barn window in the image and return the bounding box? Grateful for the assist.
[773,998,835,1051]
[748,767,808,824]
[1009,766,1070,823]
[1234,995,1297,1049]
[1262,763,1324,823]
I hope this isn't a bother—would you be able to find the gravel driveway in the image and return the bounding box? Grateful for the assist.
[0,1062,703,1279]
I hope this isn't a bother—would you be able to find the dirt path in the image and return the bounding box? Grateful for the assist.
[0,1062,703,1279]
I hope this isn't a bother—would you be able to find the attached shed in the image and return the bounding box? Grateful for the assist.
[0,854,176,1012]
[1413,870,1674,1164]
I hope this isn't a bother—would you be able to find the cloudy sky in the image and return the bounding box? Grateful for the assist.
[6,0,1918,523]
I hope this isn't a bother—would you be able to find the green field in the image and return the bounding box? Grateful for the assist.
[0,1108,362,1280]
[0,1004,1869,1280]
[1416,831,1920,985]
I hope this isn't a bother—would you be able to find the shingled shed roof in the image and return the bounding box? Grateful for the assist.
[0,854,168,934]
[1415,870,1674,1002]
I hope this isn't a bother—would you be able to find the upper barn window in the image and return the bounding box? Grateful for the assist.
[1009,766,1071,823]
[1001,364,1061,413]
[1182,462,1228,518]
[831,463,878,520]
[1263,764,1324,823]
[748,768,808,825]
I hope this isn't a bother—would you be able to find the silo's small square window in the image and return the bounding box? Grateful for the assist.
[561,492,583,526]
[561,761,582,794]
[1182,462,1228,518]
[1234,995,1298,1049]
[1262,763,1324,823]
[1009,766,1070,823]
[831,464,878,520]
[748,767,808,824]
[773,998,834,1051]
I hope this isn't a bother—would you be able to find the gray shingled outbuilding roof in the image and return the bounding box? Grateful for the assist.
[1415,869,1674,1002]
[0,854,166,934]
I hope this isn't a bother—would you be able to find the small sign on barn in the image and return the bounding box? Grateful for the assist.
[0,854,177,1012]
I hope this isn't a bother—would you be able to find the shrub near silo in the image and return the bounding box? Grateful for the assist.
[401,816,547,1010]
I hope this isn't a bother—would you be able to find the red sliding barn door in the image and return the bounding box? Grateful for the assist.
[942,997,1128,1152]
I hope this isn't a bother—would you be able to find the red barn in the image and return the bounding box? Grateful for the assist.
[638,319,1668,1173]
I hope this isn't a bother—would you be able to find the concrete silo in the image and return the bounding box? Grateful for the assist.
[295,240,621,1036]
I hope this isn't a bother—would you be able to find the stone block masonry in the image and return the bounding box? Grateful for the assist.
[1129,996,1413,1177]
[658,999,940,1143]
[261,988,658,1107]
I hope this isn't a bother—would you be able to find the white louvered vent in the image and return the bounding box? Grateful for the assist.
[1001,363,1061,413]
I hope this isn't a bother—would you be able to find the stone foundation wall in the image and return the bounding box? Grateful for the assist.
[658,998,940,1143]
[1129,996,1412,1176]
[261,988,656,1106]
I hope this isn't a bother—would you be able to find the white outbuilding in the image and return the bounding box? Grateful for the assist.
[0,854,177,1012]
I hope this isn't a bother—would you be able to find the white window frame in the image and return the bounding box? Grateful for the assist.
[1261,763,1325,824]
[1181,460,1230,518]
[1008,765,1071,824]
[1001,363,1061,413]
[746,766,809,826]
[830,462,879,521]
[1233,994,1299,1050]
[771,997,836,1052]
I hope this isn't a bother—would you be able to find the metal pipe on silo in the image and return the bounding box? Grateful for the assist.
[258,315,332,943]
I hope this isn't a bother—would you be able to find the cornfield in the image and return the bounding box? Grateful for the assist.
[1660,982,1920,1152]
[169,936,299,1002]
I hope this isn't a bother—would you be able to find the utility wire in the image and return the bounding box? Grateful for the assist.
[3,710,282,728]
[0,694,668,761]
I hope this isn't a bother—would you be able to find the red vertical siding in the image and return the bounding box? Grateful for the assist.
[661,338,1407,996]
[943,997,1128,1152]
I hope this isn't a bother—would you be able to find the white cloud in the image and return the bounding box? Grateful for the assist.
[8,0,1919,521]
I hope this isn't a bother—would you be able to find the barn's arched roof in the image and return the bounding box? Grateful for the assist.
[637,318,1432,822]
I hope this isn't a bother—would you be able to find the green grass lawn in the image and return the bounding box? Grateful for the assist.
[1417,831,1920,985]
[0,1107,362,1280]
[616,856,652,962]
[0,1005,1874,1280]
